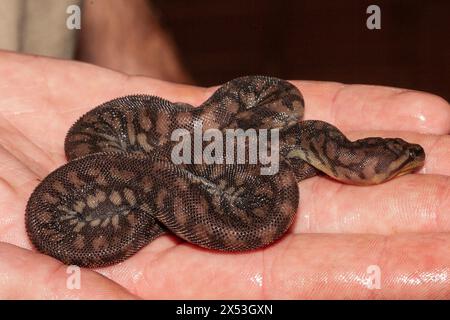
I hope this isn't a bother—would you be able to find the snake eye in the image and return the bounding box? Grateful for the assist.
[408,145,424,160]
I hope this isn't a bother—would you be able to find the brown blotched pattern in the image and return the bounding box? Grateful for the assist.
[26,76,425,268]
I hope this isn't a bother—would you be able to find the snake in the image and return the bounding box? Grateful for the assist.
[25,76,425,268]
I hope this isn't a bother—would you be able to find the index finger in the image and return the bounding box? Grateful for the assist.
[292,80,450,134]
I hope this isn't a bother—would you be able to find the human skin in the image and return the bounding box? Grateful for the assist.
[77,0,191,83]
[0,50,449,299]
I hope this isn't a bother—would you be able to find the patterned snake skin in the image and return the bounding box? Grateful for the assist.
[25,76,425,268]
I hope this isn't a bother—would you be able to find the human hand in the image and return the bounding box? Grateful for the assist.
[0,51,449,299]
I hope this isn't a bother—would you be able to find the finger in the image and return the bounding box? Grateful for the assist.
[293,80,450,135]
[0,50,204,113]
[0,242,136,299]
[263,233,450,299]
[293,173,449,234]
[0,51,205,155]
[96,233,450,299]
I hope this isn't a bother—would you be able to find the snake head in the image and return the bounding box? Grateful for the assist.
[365,138,426,184]
[388,139,426,178]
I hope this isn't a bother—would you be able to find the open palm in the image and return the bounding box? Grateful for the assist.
[0,51,449,299]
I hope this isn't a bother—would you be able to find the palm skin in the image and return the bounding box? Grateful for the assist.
[0,50,449,299]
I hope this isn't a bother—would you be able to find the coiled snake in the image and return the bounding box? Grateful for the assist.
[25,76,425,268]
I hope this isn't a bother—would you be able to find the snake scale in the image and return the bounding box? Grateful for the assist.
[25,76,425,268]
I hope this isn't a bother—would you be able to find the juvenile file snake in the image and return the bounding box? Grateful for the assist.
[25,76,425,267]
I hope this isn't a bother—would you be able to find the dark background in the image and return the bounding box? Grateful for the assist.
[152,0,449,101]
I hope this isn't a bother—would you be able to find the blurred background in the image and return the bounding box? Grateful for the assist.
[0,0,448,100]
[152,0,449,100]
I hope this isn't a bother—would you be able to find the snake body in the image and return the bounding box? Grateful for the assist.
[25,76,425,268]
